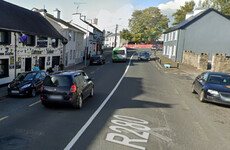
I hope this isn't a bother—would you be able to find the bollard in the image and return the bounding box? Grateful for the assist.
[177,62,180,69]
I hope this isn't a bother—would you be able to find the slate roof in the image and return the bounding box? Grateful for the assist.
[164,8,230,33]
[0,0,64,39]
[46,13,85,34]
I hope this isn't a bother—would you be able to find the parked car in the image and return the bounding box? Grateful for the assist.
[138,51,151,61]
[90,55,105,65]
[41,70,94,109]
[192,72,230,105]
[8,71,47,97]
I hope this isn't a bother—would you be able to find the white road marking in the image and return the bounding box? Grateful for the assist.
[29,100,41,107]
[64,55,134,150]
[0,116,9,122]
[149,128,172,142]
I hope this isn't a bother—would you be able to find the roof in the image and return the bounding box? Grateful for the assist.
[46,13,85,34]
[81,19,103,33]
[164,8,230,33]
[0,1,63,39]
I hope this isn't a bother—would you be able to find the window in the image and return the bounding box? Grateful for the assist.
[52,39,58,48]
[164,34,167,42]
[0,30,11,45]
[37,36,48,47]
[70,50,72,59]
[163,46,166,55]
[167,46,169,55]
[0,59,9,78]
[174,31,178,40]
[73,50,76,59]
[173,45,176,56]
[26,35,35,46]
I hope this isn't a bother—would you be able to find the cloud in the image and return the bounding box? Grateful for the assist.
[158,0,205,26]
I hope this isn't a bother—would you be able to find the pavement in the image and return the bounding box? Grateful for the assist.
[154,51,203,80]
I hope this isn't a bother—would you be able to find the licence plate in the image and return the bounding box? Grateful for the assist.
[50,95,62,100]
[11,90,19,94]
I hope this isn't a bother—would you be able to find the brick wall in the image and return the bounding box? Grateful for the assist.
[182,51,208,71]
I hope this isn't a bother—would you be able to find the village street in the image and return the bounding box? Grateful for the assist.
[1,49,230,150]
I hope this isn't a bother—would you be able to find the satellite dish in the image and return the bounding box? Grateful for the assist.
[52,39,56,43]
[68,32,72,38]
[19,35,27,43]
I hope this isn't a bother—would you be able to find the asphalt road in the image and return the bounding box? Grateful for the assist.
[1,48,230,150]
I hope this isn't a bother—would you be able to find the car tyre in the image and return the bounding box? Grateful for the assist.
[73,95,83,109]
[90,87,94,97]
[31,88,36,97]
[192,84,196,94]
[199,90,205,102]
[42,101,50,108]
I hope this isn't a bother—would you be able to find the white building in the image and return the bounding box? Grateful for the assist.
[104,32,128,47]
[0,1,64,85]
[38,9,86,67]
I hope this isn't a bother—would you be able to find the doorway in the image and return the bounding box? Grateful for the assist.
[25,58,31,71]
[52,56,60,68]
[39,57,45,70]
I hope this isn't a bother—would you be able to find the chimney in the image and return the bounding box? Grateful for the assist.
[93,18,98,25]
[54,8,61,19]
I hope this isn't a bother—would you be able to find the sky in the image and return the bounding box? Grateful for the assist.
[5,0,204,32]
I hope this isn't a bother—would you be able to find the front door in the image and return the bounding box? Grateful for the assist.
[39,57,45,70]
[52,56,60,68]
[25,58,31,71]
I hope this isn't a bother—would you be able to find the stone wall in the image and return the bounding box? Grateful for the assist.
[182,51,208,71]
[212,53,230,73]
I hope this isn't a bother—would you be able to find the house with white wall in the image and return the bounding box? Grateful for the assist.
[0,1,64,85]
[36,8,86,67]
[70,13,95,58]
[104,32,128,47]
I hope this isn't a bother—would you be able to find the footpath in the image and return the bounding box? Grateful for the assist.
[154,51,203,79]
[0,48,112,99]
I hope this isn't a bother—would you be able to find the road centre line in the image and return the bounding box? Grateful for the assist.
[0,116,9,122]
[29,100,41,107]
[64,55,134,150]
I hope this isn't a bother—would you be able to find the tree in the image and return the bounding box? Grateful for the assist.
[120,29,133,41]
[199,0,230,15]
[129,7,169,43]
[172,1,195,26]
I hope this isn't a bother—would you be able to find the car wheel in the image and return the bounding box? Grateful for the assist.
[42,101,50,108]
[192,84,196,94]
[199,90,205,102]
[73,95,83,109]
[90,88,94,97]
[31,89,36,97]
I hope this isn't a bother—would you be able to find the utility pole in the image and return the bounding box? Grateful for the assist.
[114,24,118,48]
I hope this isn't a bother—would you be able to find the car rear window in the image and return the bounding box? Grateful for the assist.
[114,50,125,55]
[43,76,72,87]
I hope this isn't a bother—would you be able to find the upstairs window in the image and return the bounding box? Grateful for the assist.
[26,35,35,46]
[52,39,58,48]
[0,30,11,45]
[37,36,48,47]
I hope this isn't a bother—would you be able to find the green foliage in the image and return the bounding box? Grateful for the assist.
[129,7,169,42]
[172,1,195,26]
[120,29,133,41]
[199,0,230,15]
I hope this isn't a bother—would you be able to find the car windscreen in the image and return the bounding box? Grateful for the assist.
[114,50,125,55]
[207,75,230,85]
[43,76,72,87]
[15,72,36,81]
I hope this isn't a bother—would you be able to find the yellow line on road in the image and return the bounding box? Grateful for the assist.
[29,100,41,107]
[0,116,8,122]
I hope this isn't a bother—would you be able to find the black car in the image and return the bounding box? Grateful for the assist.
[192,72,230,105]
[138,51,151,61]
[90,55,105,65]
[41,70,94,109]
[8,71,47,97]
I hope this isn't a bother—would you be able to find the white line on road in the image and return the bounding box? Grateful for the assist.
[64,55,134,150]
[0,116,9,122]
[29,100,41,107]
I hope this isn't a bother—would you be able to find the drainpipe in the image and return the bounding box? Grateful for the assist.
[14,32,17,79]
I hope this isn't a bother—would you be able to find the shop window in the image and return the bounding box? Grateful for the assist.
[0,30,11,45]
[26,35,35,46]
[0,59,9,78]
[37,36,48,47]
